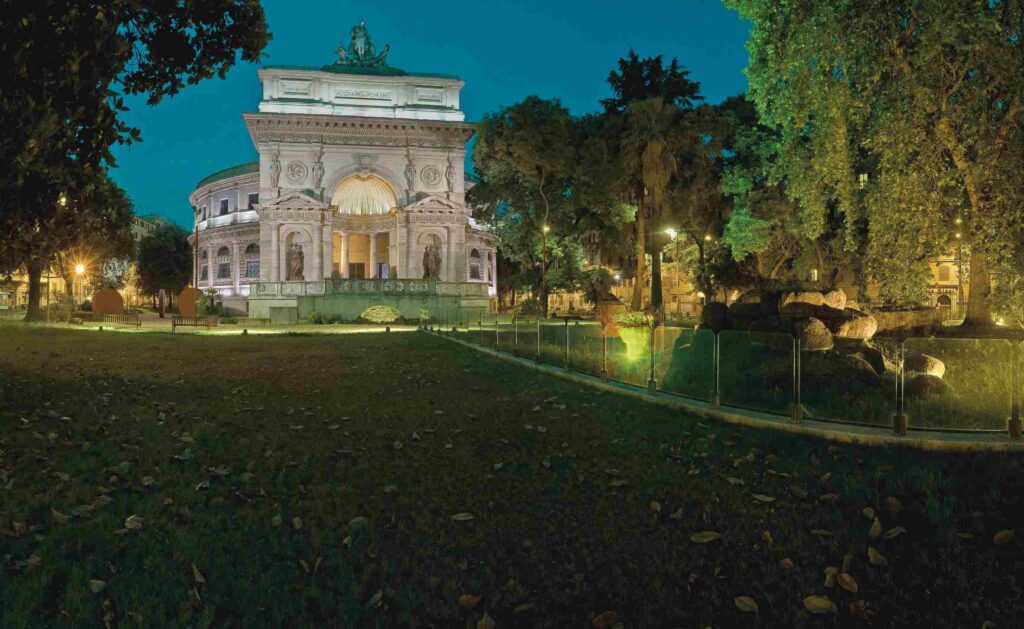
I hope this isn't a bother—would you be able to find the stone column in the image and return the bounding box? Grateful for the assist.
[369,232,378,278]
[232,242,241,294]
[206,245,215,290]
[389,227,400,278]
[341,233,349,278]
[491,250,497,292]
[313,222,323,280]
[268,224,279,281]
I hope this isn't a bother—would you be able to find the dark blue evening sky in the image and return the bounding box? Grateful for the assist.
[109,0,750,227]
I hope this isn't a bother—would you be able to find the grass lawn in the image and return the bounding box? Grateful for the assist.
[1,325,1022,627]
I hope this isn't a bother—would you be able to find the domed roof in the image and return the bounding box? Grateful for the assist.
[331,174,398,215]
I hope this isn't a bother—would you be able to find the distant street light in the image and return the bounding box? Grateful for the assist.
[542,225,550,233]
[704,234,713,242]
[664,228,678,240]
[75,263,85,276]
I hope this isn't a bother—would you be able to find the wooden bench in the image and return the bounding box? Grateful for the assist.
[102,314,141,329]
[171,315,218,333]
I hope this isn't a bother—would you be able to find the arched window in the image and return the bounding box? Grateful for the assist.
[244,243,260,278]
[199,250,209,281]
[216,246,231,280]
[469,249,482,280]
[938,264,951,282]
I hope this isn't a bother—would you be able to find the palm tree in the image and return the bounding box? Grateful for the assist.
[621,97,680,311]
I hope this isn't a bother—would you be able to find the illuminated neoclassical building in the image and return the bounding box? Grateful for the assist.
[189,23,496,317]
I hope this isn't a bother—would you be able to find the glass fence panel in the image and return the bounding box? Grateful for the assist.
[658,327,714,401]
[903,337,1012,431]
[496,321,517,353]
[538,322,567,367]
[605,325,653,387]
[514,318,539,358]
[800,337,898,427]
[567,321,605,377]
[654,325,690,386]
[718,330,792,414]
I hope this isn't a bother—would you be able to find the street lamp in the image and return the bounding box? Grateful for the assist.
[74,263,85,308]
[664,228,678,240]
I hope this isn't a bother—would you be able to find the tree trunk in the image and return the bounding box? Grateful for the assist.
[630,195,646,311]
[650,235,663,310]
[962,248,992,327]
[24,260,45,321]
[540,232,549,317]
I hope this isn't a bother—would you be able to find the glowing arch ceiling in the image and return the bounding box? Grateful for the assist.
[331,174,398,215]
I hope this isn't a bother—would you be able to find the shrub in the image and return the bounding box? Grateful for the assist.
[327,314,347,324]
[518,298,542,315]
[220,316,238,324]
[80,300,93,312]
[359,305,403,324]
[614,311,652,328]
[307,310,325,324]
[581,268,614,306]
[419,308,433,323]
[197,290,224,316]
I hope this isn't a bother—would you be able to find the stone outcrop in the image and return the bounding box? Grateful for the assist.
[780,291,825,308]
[823,288,847,310]
[905,353,945,378]
[836,314,878,340]
[794,318,833,351]
[905,374,952,397]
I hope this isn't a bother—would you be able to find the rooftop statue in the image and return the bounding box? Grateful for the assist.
[335,21,390,67]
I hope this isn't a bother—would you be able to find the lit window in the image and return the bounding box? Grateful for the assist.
[469,249,482,280]
[216,246,231,279]
[244,243,260,278]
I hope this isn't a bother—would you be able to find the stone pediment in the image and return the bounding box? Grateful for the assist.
[257,190,330,211]
[403,194,465,213]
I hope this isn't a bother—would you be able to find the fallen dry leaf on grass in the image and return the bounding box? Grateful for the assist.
[803,594,838,614]
[690,531,721,543]
[591,610,620,628]
[734,596,758,613]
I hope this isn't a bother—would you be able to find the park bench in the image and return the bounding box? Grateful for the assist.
[101,314,141,329]
[171,315,218,333]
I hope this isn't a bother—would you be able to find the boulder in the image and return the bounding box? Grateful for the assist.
[905,353,945,378]
[768,349,879,394]
[748,316,793,335]
[905,374,953,397]
[700,301,732,333]
[794,317,833,351]
[836,314,878,340]
[780,291,825,308]
[822,288,847,310]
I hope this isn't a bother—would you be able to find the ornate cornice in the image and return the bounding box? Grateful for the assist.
[243,112,475,149]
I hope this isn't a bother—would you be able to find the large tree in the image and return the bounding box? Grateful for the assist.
[0,1,269,320]
[727,0,1024,326]
[137,223,193,302]
[601,50,703,310]
[471,97,624,315]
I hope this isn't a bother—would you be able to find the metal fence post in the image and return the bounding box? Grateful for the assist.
[893,341,907,435]
[790,337,803,423]
[647,325,657,393]
[601,325,609,381]
[535,317,541,362]
[563,319,570,369]
[514,316,519,352]
[710,332,721,408]
[478,313,484,345]
[1011,342,1022,440]
[495,316,499,348]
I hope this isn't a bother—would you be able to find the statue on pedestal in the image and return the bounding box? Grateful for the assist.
[287,244,305,281]
[422,245,442,280]
[270,150,282,188]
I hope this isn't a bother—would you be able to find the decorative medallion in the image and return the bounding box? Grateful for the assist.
[421,165,441,187]
[286,161,308,183]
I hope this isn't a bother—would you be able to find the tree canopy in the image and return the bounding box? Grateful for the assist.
[726,0,1024,323]
[137,223,193,297]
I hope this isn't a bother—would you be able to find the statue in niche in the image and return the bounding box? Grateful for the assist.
[270,151,282,188]
[404,145,416,193]
[335,21,390,67]
[422,245,442,280]
[312,147,325,190]
[287,243,305,281]
[444,153,455,195]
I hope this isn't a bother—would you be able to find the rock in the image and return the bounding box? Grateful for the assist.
[700,302,731,333]
[781,291,825,308]
[834,338,887,375]
[748,317,793,334]
[823,288,847,310]
[905,353,945,378]
[794,318,833,351]
[836,314,878,340]
[851,345,887,376]
[768,350,879,393]
[905,374,952,397]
